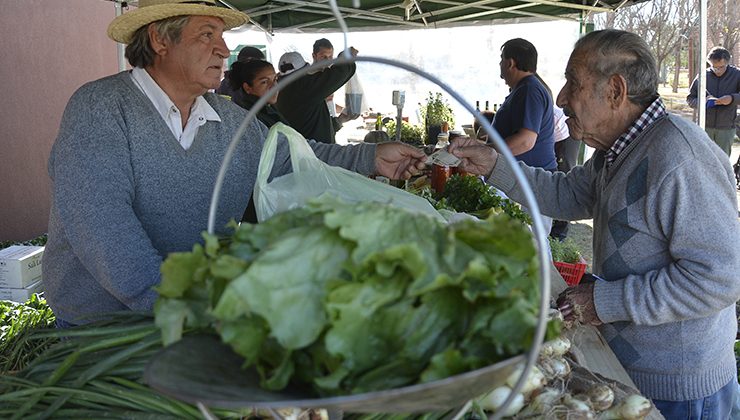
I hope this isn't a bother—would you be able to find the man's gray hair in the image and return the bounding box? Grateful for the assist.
[125,16,191,68]
[574,29,659,107]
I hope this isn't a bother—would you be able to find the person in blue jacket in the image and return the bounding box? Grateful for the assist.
[686,46,740,157]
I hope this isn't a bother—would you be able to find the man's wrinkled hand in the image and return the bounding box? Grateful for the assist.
[556,282,602,326]
[448,137,498,177]
[375,142,426,180]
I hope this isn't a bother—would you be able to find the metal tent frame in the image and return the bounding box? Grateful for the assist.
[111,0,647,34]
[222,0,639,33]
[111,0,709,127]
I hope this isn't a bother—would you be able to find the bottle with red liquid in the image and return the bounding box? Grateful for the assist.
[431,164,452,194]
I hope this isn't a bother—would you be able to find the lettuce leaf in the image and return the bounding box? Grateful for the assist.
[154,196,556,396]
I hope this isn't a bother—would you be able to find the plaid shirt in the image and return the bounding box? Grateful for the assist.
[605,98,667,167]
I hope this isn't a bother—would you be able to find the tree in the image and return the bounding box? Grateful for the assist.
[594,0,684,79]
[671,0,699,92]
[593,0,709,93]
[707,0,740,60]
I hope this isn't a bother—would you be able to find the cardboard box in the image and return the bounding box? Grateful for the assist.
[0,246,44,288]
[0,280,43,303]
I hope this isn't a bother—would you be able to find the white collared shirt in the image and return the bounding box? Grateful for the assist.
[553,106,569,142]
[130,67,221,150]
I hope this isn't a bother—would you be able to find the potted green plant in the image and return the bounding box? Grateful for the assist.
[548,237,588,286]
[383,119,425,146]
[420,92,455,144]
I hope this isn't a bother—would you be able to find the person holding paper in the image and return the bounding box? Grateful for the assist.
[686,46,740,156]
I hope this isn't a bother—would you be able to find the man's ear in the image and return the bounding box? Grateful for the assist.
[608,74,628,108]
[148,24,167,56]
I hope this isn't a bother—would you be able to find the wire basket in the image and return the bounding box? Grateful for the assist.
[205,5,552,417]
[553,261,587,286]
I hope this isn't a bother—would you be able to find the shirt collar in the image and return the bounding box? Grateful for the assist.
[130,67,221,125]
[605,97,666,167]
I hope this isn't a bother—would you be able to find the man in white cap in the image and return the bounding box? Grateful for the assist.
[43,0,427,327]
[275,46,358,144]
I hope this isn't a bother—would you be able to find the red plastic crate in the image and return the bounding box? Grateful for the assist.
[553,261,587,286]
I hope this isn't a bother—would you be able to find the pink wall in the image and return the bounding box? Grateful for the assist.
[0,0,118,241]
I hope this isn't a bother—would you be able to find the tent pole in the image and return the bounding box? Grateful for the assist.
[698,0,707,129]
[115,1,126,72]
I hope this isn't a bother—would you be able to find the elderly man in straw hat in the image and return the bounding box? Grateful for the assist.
[43,0,427,327]
[450,29,740,418]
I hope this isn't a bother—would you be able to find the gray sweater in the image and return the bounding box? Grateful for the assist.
[489,114,740,400]
[44,72,376,324]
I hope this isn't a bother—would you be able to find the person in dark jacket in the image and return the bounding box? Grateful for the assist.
[275,49,357,144]
[229,59,289,128]
[687,46,740,156]
[215,45,265,97]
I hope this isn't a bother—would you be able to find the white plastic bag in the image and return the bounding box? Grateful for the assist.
[254,123,443,222]
[343,73,366,119]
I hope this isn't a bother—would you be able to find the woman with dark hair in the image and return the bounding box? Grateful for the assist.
[215,46,265,96]
[229,59,289,127]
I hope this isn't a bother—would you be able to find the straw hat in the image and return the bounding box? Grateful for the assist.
[108,0,248,44]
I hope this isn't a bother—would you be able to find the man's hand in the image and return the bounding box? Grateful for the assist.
[556,282,602,326]
[448,136,498,177]
[375,142,426,180]
[339,47,359,58]
[714,95,733,106]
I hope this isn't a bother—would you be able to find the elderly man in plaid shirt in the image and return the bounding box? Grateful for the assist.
[449,29,740,419]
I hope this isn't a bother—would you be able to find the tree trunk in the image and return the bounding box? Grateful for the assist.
[687,35,696,84]
[672,43,681,93]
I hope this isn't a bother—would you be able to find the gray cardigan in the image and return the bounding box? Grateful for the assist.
[43,71,376,323]
[489,114,740,401]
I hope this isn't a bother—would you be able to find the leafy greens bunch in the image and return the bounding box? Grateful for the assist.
[0,234,48,250]
[0,293,56,373]
[155,197,555,397]
[436,175,532,225]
